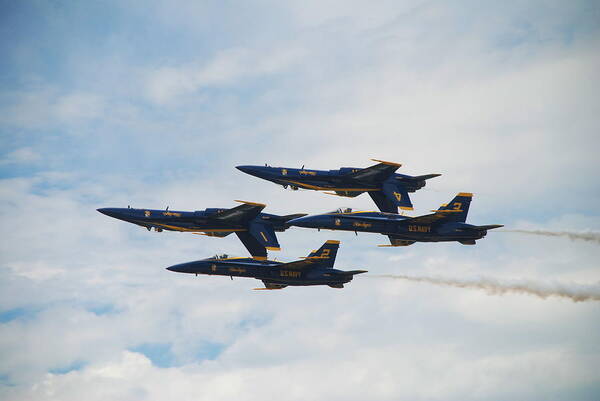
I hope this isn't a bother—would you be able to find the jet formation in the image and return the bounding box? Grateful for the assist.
[99,159,502,290]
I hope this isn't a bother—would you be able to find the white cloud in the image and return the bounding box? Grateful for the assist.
[0,147,41,165]
[143,47,306,104]
[0,88,105,129]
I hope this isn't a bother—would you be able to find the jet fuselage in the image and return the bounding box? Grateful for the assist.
[289,212,491,243]
[97,207,290,233]
[166,257,361,287]
[236,165,426,192]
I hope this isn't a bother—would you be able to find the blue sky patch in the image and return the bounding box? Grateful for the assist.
[130,343,176,368]
[49,360,86,375]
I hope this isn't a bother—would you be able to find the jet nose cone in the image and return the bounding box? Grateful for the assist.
[166,263,186,273]
[97,208,122,218]
[166,261,204,274]
[236,165,269,178]
[236,165,256,174]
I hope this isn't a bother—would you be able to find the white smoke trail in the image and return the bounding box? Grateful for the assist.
[501,229,600,244]
[373,274,600,302]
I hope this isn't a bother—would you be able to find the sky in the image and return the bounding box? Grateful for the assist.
[1,0,600,400]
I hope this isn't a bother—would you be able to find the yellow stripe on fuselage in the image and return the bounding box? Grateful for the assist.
[145,221,246,233]
[285,180,379,192]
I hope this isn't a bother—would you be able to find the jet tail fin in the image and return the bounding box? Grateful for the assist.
[305,240,340,268]
[235,232,267,260]
[248,222,280,251]
[369,181,413,213]
[433,192,473,223]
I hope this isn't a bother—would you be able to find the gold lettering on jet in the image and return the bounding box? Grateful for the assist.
[408,225,431,233]
[299,170,317,176]
[353,222,372,228]
[280,270,301,278]
[163,211,182,217]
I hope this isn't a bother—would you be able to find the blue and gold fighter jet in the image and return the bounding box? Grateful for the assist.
[166,240,367,289]
[236,159,440,213]
[97,201,306,260]
[288,193,503,246]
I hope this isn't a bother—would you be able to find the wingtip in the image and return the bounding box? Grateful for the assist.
[234,200,267,207]
[370,158,402,167]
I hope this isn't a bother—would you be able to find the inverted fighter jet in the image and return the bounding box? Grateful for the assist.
[166,240,366,289]
[288,193,503,246]
[236,159,440,213]
[97,201,306,260]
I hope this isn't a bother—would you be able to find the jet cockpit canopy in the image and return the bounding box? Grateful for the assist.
[330,207,352,214]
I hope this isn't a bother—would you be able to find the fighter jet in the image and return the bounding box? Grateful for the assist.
[236,159,440,213]
[166,240,367,289]
[288,193,503,246]
[97,201,306,260]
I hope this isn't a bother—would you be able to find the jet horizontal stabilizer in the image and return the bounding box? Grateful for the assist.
[400,173,441,181]
[473,224,504,231]
[324,269,368,276]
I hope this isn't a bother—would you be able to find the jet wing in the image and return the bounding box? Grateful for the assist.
[278,256,327,270]
[379,236,416,247]
[402,209,462,225]
[345,159,401,182]
[256,281,287,290]
[209,200,266,224]
[192,231,233,238]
